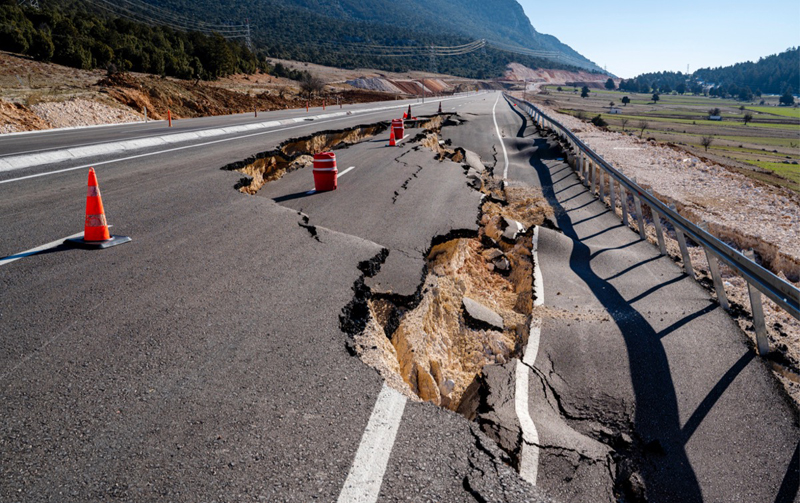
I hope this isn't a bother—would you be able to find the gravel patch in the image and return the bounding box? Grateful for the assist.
[30,98,142,129]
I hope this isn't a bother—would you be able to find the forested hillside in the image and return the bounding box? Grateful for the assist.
[694,48,798,96]
[0,0,601,80]
[0,0,271,79]
[618,48,799,97]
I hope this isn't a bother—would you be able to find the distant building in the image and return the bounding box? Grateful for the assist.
[708,115,722,121]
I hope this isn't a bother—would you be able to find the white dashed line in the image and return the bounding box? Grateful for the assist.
[338,383,407,503]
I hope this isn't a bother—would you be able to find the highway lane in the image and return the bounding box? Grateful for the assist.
[0,92,552,502]
[0,94,475,159]
[0,96,467,257]
[479,96,800,501]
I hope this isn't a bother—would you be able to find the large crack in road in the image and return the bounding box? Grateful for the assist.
[217,110,636,501]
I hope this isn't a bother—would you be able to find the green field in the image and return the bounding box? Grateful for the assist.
[746,106,800,119]
[535,85,800,192]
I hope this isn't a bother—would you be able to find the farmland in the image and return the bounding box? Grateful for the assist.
[533,86,800,191]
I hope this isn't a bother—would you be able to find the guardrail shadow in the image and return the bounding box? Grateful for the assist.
[775,442,799,503]
[530,143,704,500]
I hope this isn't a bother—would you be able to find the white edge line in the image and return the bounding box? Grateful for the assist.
[0,231,84,267]
[0,92,488,175]
[0,119,163,138]
[337,383,407,503]
[492,93,510,180]
[515,225,543,485]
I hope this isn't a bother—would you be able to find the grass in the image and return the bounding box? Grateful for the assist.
[746,160,800,185]
[747,106,800,119]
[542,89,800,193]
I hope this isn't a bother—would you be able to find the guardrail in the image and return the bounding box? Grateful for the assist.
[505,94,800,355]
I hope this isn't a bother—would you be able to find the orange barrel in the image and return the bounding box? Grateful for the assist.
[392,118,404,141]
[313,152,338,191]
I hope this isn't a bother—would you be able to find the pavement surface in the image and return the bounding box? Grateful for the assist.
[1,90,798,503]
[0,92,553,502]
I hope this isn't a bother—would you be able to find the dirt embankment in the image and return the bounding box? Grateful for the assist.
[504,63,615,89]
[0,51,398,133]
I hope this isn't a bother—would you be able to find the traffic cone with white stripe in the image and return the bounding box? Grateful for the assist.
[388,128,396,147]
[66,168,131,249]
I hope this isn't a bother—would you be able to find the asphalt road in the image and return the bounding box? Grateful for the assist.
[0,92,552,502]
[471,96,800,502]
[1,90,798,503]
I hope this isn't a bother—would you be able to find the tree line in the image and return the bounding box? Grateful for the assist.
[0,0,313,81]
[616,48,798,99]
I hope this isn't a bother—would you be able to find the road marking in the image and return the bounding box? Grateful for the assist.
[515,225,543,485]
[492,93,510,180]
[0,231,84,267]
[338,383,407,503]
[306,166,356,194]
[0,93,486,179]
[0,92,488,186]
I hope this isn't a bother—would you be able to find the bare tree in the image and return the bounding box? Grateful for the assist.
[743,112,753,125]
[299,74,325,98]
[621,117,629,131]
[701,135,714,151]
[637,120,649,137]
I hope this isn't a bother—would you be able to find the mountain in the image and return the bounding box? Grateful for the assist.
[133,0,603,73]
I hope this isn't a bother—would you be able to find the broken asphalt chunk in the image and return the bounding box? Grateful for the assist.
[501,218,525,241]
[462,297,504,330]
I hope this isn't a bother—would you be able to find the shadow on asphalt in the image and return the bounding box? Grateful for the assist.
[530,137,705,500]
[775,442,799,503]
[272,190,318,203]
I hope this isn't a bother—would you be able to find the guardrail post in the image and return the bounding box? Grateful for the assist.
[590,162,596,194]
[670,204,694,277]
[632,179,647,240]
[646,190,667,256]
[743,249,771,355]
[699,221,730,311]
[609,176,616,215]
[581,154,588,186]
[598,168,606,204]
[621,187,629,226]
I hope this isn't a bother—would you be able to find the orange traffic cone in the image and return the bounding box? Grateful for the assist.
[402,111,407,119]
[66,168,131,249]
[388,128,396,147]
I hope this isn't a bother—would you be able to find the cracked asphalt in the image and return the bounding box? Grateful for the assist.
[0,92,553,502]
[2,90,797,503]
[459,95,800,502]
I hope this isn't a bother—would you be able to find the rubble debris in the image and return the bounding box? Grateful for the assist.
[463,297,505,330]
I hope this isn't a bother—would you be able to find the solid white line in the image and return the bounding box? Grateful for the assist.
[338,383,407,503]
[0,93,486,177]
[492,93,510,180]
[0,231,84,267]
[0,93,488,186]
[515,225,543,485]
[0,112,385,186]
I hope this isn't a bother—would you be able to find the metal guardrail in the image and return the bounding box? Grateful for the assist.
[505,94,800,355]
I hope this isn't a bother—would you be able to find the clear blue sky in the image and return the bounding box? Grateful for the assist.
[517,0,800,78]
